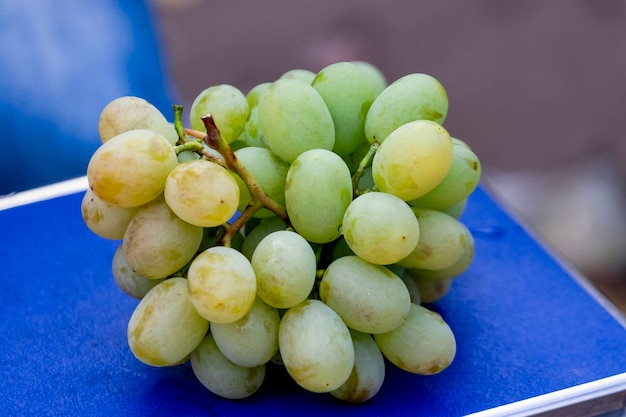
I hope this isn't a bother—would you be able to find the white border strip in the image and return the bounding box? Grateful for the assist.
[465,372,626,417]
[0,176,88,211]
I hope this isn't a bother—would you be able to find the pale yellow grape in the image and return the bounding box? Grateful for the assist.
[374,303,456,375]
[319,256,410,334]
[372,120,454,201]
[365,73,448,143]
[189,84,249,143]
[251,230,317,309]
[127,277,209,367]
[285,149,352,244]
[210,297,280,367]
[330,330,385,404]
[111,244,164,299]
[87,129,178,208]
[98,96,178,145]
[405,229,475,280]
[187,246,257,323]
[341,191,419,265]
[81,188,139,240]
[279,299,354,393]
[191,333,266,400]
[398,208,471,270]
[164,160,239,227]
[122,197,203,279]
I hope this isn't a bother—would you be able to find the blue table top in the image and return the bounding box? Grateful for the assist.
[1,183,625,416]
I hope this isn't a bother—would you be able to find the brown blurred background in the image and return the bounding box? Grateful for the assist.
[152,0,626,314]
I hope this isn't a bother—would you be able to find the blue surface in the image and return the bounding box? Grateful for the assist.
[1,185,625,416]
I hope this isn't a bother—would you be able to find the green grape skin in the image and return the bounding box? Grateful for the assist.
[279,68,316,83]
[408,142,482,209]
[191,333,266,400]
[187,246,257,324]
[164,159,240,228]
[122,197,203,279]
[372,120,454,201]
[243,82,272,149]
[320,256,411,334]
[341,191,420,265]
[233,147,289,218]
[241,216,287,260]
[127,277,209,367]
[410,273,452,304]
[364,72,448,144]
[98,95,178,145]
[251,230,317,309]
[278,299,354,393]
[189,84,250,144]
[351,61,388,95]
[311,61,382,157]
[439,198,468,219]
[177,149,200,163]
[285,149,352,244]
[330,330,385,404]
[81,188,139,240]
[210,297,280,367]
[398,208,471,271]
[111,244,164,299]
[374,303,456,375]
[257,78,335,163]
[87,129,178,208]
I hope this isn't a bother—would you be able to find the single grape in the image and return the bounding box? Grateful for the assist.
[279,299,354,393]
[177,149,200,163]
[319,256,411,334]
[351,61,387,94]
[439,198,468,219]
[341,191,420,265]
[411,273,453,304]
[279,68,316,83]
[189,84,249,144]
[330,330,385,404]
[251,230,317,309]
[127,277,209,367]
[191,333,266,400]
[87,129,178,208]
[210,297,280,367]
[164,159,240,228]
[241,216,287,260]
[187,246,257,324]
[81,188,139,240]
[365,73,448,143]
[98,96,178,145]
[372,120,454,201]
[111,244,164,299]
[257,78,334,163]
[285,149,352,244]
[374,303,456,375]
[122,197,203,279]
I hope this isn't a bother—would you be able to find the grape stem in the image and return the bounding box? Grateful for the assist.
[352,142,379,197]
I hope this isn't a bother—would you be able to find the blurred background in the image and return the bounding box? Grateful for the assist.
[1,0,624,313]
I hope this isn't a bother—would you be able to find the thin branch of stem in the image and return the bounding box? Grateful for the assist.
[352,142,379,196]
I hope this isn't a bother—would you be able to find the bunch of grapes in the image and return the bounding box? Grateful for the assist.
[81,61,482,403]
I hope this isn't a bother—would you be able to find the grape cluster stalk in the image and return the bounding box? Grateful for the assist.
[81,61,482,403]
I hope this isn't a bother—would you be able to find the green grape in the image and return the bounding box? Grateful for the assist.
[111,244,164,299]
[330,330,385,404]
[279,68,316,83]
[398,208,471,270]
[374,303,456,375]
[404,230,475,280]
[241,216,287,260]
[242,82,272,149]
[251,230,317,309]
[311,61,382,157]
[372,120,454,201]
[246,82,271,107]
[439,198,468,219]
[341,191,420,265]
[164,159,240,228]
[341,138,372,174]
[257,78,334,163]
[127,277,209,367]
[187,246,257,324]
[191,333,266,400]
[87,129,178,208]
[285,149,352,244]
[320,256,411,334]
[399,272,422,305]
[279,299,354,393]
[177,149,200,163]
[408,143,482,209]
[233,147,289,218]
[81,188,139,240]
[411,273,452,304]
[122,197,203,279]
[189,84,249,144]
[330,236,356,260]
[365,73,448,144]
[98,96,178,145]
[351,61,387,94]
[210,297,280,367]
